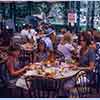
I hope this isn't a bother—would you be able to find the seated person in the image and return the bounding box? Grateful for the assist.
[42,50,56,66]
[6,46,29,81]
[33,40,48,62]
[57,33,75,61]
[63,34,96,97]
[80,31,96,50]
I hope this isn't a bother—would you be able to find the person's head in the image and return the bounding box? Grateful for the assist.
[47,50,56,62]
[79,33,91,49]
[38,29,45,35]
[23,24,29,30]
[60,28,66,35]
[92,28,97,36]
[61,33,72,44]
[87,30,92,36]
[49,32,56,43]
[47,28,55,35]
[8,46,21,57]
[28,24,33,29]
[37,40,47,52]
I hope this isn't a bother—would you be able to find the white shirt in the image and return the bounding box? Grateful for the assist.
[57,43,75,60]
[21,29,28,37]
[21,29,37,39]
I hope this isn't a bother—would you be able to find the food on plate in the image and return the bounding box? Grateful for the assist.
[37,69,43,75]
[44,68,56,78]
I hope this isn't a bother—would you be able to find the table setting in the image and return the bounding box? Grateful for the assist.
[16,61,80,90]
[23,62,80,79]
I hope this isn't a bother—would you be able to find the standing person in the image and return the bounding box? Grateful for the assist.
[41,29,53,50]
[27,24,37,40]
[20,24,29,42]
[21,24,37,43]
[21,24,29,37]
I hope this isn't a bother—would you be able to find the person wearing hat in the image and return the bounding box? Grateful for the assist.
[40,28,54,50]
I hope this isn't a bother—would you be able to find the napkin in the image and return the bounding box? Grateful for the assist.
[16,76,30,90]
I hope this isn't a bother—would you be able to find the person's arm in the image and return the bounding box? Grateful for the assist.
[88,61,95,71]
[6,60,28,77]
[33,52,38,63]
[90,42,96,50]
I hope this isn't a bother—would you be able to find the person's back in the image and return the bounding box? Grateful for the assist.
[57,43,74,60]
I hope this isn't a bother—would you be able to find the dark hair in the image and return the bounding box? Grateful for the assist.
[87,29,93,35]
[28,24,33,29]
[37,40,47,53]
[92,28,97,31]
[78,32,91,46]
[7,45,21,54]
[23,24,29,29]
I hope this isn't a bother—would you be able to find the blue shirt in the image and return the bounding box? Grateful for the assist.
[80,48,96,67]
[34,52,48,62]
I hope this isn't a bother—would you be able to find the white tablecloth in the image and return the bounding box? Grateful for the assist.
[16,69,80,90]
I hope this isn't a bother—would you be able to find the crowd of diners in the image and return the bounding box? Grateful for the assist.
[0,22,100,97]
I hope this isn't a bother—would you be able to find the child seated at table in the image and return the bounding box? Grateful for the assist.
[33,40,48,62]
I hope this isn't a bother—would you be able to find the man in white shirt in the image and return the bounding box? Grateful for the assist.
[21,24,37,43]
